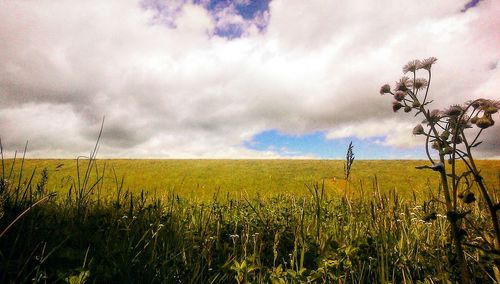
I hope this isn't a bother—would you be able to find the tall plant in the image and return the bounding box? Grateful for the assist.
[379,57,500,283]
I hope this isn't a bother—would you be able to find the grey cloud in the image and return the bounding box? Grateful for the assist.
[0,0,498,158]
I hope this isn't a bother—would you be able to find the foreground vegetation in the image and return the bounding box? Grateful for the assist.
[1,157,499,283]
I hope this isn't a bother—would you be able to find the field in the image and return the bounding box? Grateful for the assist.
[1,159,500,283]
[5,159,500,201]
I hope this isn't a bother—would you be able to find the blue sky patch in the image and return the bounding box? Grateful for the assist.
[244,130,425,159]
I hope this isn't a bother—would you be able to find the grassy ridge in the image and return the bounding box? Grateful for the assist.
[4,159,500,201]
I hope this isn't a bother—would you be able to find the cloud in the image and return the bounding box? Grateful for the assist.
[0,0,499,158]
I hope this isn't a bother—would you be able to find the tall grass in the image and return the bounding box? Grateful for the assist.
[0,151,497,282]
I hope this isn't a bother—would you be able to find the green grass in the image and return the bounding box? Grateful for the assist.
[1,159,499,282]
[5,159,500,201]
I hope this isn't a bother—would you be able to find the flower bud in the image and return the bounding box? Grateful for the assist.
[476,115,493,129]
[412,101,421,108]
[404,106,412,112]
[452,135,462,144]
[392,101,403,112]
[483,105,498,114]
[412,124,424,135]
[394,91,406,101]
[379,84,391,95]
[443,146,454,155]
[440,130,450,140]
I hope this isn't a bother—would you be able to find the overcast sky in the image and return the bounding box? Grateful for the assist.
[0,0,499,159]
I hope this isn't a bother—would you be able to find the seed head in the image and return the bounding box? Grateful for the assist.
[403,60,421,74]
[418,57,438,71]
[395,77,411,92]
[411,78,428,90]
[412,124,424,135]
[424,109,443,125]
[379,84,391,95]
[475,115,493,129]
[452,135,462,144]
[394,91,406,101]
[443,146,454,155]
[440,130,450,140]
[444,105,463,117]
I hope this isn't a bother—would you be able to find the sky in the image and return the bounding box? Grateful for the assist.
[0,0,499,159]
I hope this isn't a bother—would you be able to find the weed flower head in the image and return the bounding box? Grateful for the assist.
[394,91,406,101]
[392,101,403,112]
[379,84,391,95]
[403,60,421,74]
[395,77,411,92]
[475,115,494,129]
[418,57,438,71]
[423,109,443,125]
[411,78,428,90]
[412,124,424,135]
[444,105,464,117]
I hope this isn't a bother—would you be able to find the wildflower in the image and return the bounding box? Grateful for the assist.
[412,124,424,135]
[444,105,463,117]
[424,109,443,124]
[411,78,428,90]
[394,91,406,101]
[395,77,411,92]
[418,57,438,71]
[403,60,421,74]
[392,101,403,112]
[379,84,391,95]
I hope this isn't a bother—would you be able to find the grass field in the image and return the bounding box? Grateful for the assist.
[5,159,500,201]
[2,158,500,282]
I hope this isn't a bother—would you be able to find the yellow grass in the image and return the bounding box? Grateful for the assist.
[4,159,499,201]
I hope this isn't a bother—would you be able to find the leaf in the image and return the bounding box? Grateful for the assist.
[471,141,483,148]
[415,165,431,170]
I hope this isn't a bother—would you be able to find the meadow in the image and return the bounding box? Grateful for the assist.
[5,159,500,201]
[1,158,500,283]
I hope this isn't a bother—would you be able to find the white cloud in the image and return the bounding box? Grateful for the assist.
[0,0,499,158]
